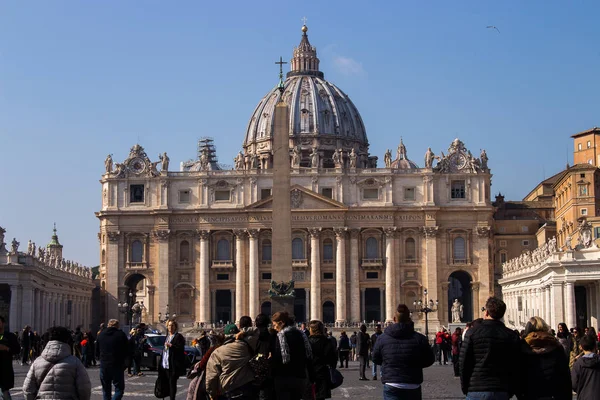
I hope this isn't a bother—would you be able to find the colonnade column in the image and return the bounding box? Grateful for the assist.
[551,282,563,328]
[248,229,260,319]
[154,229,171,326]
[233,230,247,322]
[9,285,19,332]
[349,229,360,323]
[384,227,397,323]
[198,230,210,324]
[545,286,552,326]
[595,282,600,331]
[334,227,347,325]
[308,228,321,321]
[565,282,576,329]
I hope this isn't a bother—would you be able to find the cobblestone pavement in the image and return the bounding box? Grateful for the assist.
[10,359,575,399]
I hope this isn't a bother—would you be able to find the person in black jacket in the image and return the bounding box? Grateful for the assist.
[459,297,521,400]
[571,334,600,400]
[372,304,434,400]
[97,319,129,400]
[162,319,186,400]
[270,311,313,400]
[356,325,371,380]
[370,324,383,380]
[519,316,571,400]
[337,331,351,368]
[308,320,338,400]
[0,316,21,399]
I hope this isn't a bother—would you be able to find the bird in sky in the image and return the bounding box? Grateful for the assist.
[487,26,500,34]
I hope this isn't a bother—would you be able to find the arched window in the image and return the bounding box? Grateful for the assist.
[217,239,230,260]
[131,240,143,263]
[323,238,334,261]
[101,249,106,264]
[453,237,466,262]
[292,238,304,260]
[262,239,272,261]
[405,238,416,262]
[366,237,378,259]
[179,240,190,262]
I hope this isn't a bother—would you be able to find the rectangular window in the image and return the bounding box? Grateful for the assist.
[587,140,591,148]
[404,187,415,201]
[578,143,582,150]
[522,240,530,246]
[321,188,333,199]
[179,190,190,203]
[581,173,586,178]
[595,227,600,239]
[500,253,507,263]
[499,240,507,247]
[521,226,529,233]
[261,272,272,280]
[260,188,272,200]
[581,208,588,216]
[215,190,230,201]
[366,272,378,279]
[130,184,144,203]
[216,273,229,281]
[450,180,466,199]
[363,188,379,200]
[323,272,334,280]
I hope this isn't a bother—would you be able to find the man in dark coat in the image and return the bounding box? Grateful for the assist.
[0,316,21,399]
[372,304,434,400]
[356,324,371,380]
[571,334,600,400]
[20,325,34,365]
[459,297,521,399]
[97,319,129,400]
[370,324,383,380]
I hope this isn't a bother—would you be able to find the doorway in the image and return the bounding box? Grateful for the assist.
[215,290,232,323]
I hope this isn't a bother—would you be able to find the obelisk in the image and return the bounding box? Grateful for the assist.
[269,57,295,316]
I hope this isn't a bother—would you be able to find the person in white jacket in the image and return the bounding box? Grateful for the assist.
[23,326,91,400]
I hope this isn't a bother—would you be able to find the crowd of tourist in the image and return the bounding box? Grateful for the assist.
[2,297,600,399]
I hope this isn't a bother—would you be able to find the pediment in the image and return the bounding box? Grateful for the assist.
[247,185,347,210]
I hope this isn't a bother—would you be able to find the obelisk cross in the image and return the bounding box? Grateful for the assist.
[301,16,308,26]
[275,56,287,93]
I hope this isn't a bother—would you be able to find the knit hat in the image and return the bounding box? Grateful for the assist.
[224,323,239,335]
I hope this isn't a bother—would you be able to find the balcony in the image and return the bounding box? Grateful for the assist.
[292,259,309,270]
[322,259,334,265]
[126,262,148,270]
[361,258,384,270]
[402,258,419,264]
[451,258,471,265]
[211,260,234,270]
[261,260,272,265]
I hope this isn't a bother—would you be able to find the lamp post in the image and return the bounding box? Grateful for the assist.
[413,288,439,339]
[118,291,134,327]
[158,304,170,323]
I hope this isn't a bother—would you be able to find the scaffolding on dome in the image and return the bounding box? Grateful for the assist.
[181,137,226,171]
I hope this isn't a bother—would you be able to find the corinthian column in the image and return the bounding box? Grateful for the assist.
[198,230,210,324]
[384,227,397,322]
[308,228,321,321]
[153,229,171,324]
[349,229,360,323]
[233,230,247,322]
[248,229,260,318]
[334,227,348,324]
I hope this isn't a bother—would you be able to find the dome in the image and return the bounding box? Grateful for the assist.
[390,139,419,170]
[243,25,370,168]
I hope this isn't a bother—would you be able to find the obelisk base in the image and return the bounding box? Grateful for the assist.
[270,296,295,319]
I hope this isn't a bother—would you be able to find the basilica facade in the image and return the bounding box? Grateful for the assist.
[97,25,494,331]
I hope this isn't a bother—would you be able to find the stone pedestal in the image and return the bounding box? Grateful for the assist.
[271,295,295,318]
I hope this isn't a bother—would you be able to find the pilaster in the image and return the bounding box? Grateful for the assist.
[153,229,171,324]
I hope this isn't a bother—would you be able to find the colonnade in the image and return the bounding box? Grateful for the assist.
[8,284,91,333]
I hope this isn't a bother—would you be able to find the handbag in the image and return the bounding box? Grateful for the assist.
[154,367,170,398]
[240,339,270,385]
[328,366,344,389]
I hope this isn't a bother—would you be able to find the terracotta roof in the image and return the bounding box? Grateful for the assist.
[571,126,600,138]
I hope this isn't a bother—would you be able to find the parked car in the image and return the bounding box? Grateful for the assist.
[139,334,199,371]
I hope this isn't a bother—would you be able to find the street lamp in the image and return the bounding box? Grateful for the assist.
[158,304,170,323]
[413,288,439,339]
[118,291,134,327]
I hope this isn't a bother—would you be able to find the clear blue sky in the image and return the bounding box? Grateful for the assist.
[1,1,599,267]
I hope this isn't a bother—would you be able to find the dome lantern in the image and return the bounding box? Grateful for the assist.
[288,23,323,79]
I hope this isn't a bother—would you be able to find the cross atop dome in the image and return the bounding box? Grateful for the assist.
[288,21,323,78]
